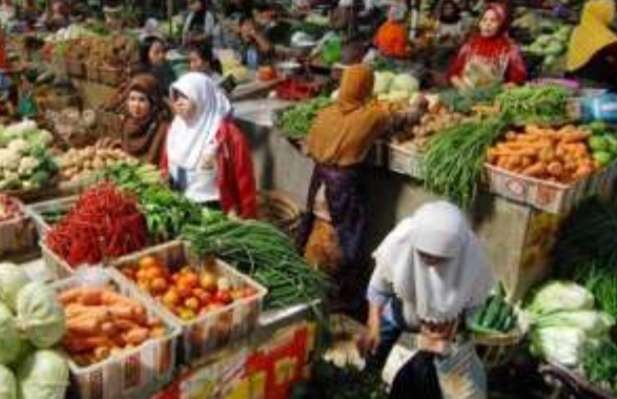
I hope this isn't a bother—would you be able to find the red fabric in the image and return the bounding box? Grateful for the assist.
[0,35,7,70]
[216,120,258,219]
[448,2,527,84]
[373,21,409,58]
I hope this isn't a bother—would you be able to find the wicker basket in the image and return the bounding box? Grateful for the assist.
[471,328,524,369]
[257,190,302,236]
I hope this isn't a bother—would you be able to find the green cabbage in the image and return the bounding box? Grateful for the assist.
[0,364,17,399]
[0,263,30,311]
[373,71,396,95]
[390,74,419,95]
[17,350,69,399]
[0,303,23,366]
[15,283,65,349]
[527,281,594,316]
[530,326,587,367]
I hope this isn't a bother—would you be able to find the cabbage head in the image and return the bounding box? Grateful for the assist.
[527,281,594,317]
[530,326,586,367]
[16,282,65,349]
[0,303,23,366]
[17,350,69,399]
[0,364,17,399]
[373,71,396,95]
[0,263,30,311]
[390,73,419,95]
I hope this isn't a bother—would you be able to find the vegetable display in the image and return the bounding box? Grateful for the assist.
[276,79,324,101]
[97,162,163,195]
[585,121,617,167]
[17,350,69,399]
[0,121,57,192]
[44,108,99,148]
[57,146,135,183]
[182,210,327,310]
[373,71,420,103]
[526,281,615,368]
[522,25,573,71]
[118,255,258,321]
[16,282,66,349]
[424,116,507,208]
[469,283,517,334]
[277,97,331,139]
[45,183,148,267]
[0,195,21,222]
[487,125,599,183]
[438,85,503,114]
[496,85,570,125]
[0,263,30,311]
[582,340,617,396]
[58,285,167,366]
[392,100,466,150]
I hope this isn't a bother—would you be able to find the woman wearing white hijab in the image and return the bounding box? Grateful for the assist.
[360,201,494,399]
[166,72,257,218]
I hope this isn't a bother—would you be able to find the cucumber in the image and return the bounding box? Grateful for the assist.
[481,295,504,329]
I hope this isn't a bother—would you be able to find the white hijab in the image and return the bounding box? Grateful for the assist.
[373,201,494,323]
[167,72,232,170]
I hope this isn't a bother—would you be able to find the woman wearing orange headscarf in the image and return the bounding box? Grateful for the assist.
[373,3,410,58]
[298,64,424,303]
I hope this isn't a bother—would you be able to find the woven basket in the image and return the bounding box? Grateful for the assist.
[257,190,302,236]
[471,328,524,369]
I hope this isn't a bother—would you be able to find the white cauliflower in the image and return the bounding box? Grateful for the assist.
[32,130,54,146]
[18,156,39,176]
[4,120,37,137]
[8,139,30,155]
[0,149,20,170]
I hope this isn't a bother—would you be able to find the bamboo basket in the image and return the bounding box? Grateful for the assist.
[257,190,302,237]
[471,328,524,369]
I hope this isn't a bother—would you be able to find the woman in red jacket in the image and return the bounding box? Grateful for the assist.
[165,72,257,218]
[448,3,526,90]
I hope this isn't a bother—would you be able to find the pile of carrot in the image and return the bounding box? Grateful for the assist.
[45,183,148,267]
[59,286,166,366]
[487,124,598,183]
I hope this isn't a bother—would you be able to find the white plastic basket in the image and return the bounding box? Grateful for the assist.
[109,241,267,366]
[50,268,181,399]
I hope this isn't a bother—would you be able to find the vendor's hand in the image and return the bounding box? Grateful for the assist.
[357,324,380,357]
[417,334,449,355]
[421,320,457,341]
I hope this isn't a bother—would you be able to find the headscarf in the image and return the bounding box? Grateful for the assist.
[121,73,170,165]
[373,201,494,323]
[567,0,617,71]
[307,64,387,166]
[166,72,231,170]
[337,64,374,114]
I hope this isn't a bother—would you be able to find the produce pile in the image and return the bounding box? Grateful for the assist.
[44,108,99,148]
[0,263,69,399]
[277,97,331,139]
[438,85,503,114]
[276,79,324,101]
[0,121,57,191]
[56,146,135,183]
[45,183,148,267]
[496,85,571,126]
[468,283,517,334]
[487,125,599,183]
[183,210,328,310]
[59,285,167,366]
[585,121,617,167]
[392,100,466,150]
[60,35,139,70]
[525,281,616,396]
[0,195,21,222]
[118,255,259,321]
[424,116,508,208]
[372,71,420,103]
[522,25,573,71]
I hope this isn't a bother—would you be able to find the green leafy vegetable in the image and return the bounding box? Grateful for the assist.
[496,85,570,125]
[0,364,16,399]
[277,97,331,139]
[582,340,617,396]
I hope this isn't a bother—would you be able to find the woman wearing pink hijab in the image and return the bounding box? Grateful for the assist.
[448,3,527,90]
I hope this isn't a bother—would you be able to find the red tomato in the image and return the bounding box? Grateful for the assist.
[215,290,233,305]
[138,256,159,269]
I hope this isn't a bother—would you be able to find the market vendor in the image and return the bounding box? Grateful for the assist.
[41,0,70,31]
[188,42,223,81]
[297,64,425,303]
[166,72,257,218]
[138,36,177,92]
[436,0,465,43]
[448,3,526,90]
[182,0,222,48]
[373,3,410,59]
[566,0,617,89]
[359,201,494,398]
[238,14,274,69]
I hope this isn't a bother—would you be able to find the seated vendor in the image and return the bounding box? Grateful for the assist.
[373,3,410,59]
[182,0,222,48]
[238,14,273,69]
[138,36,178,92]
[566,0,617,89]
[448,3,526,90]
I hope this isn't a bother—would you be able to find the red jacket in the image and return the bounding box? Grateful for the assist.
[160,119,257,219]
[216,120,258,219]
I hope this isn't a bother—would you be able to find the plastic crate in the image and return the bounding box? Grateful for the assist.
[109,241,267,365]
[484,161,617,214]
[40,240,79,280]
[25,195,78,237]
[50,268,181,399]
[386,142,425,179]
